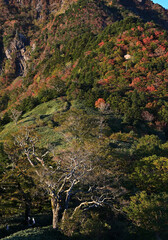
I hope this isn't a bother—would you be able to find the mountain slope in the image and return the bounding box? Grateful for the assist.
[0,0,168,135]
[1,1,168,239]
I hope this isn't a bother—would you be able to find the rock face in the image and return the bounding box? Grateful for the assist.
[4,0,78,19]
[6,0,65,19]
[5,32,30,76]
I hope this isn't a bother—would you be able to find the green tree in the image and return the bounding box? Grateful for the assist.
[1,139,45,222]
[133,135,161,158]
[124,191,168,240]
[130,155,168,193]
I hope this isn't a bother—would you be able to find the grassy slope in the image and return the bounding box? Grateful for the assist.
[1,226,66,240]
[0,214,76,240]
[0,97,100,148]
[0,98,65,146]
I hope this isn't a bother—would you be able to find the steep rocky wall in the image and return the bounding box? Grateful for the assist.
[4,32,30,77]
[0,34,5,74]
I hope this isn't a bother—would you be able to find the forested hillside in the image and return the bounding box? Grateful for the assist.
[0,0,168,239]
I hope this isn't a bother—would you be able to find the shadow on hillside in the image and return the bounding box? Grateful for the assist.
[119,0,168,30]
[0,214,52,239]
[1,213,165,240]
[0,212,132,240]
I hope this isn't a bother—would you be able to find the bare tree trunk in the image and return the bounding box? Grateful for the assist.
[51,197,60,229]
[61,181,75,225]
[61,193,70,224]
[61,209,67,225]
[25,202,31,225]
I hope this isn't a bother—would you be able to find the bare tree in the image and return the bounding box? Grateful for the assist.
[5,107,127,230]
[10,109,22,125]
[9,127,112,229]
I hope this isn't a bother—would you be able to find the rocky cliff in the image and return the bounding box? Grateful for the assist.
[5,32,29,76]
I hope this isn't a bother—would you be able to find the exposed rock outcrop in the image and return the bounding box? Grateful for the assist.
[5,0,77,19]
[5,32,30,76]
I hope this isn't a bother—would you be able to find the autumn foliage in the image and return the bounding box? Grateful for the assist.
[95,98,106,110]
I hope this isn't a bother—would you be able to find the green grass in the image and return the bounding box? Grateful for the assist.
[36,126,62,148]
[1,226,67,240]
[0,98,66,146]
[23,98,65,117]
[0,98,98,149]
[0,214,72,240]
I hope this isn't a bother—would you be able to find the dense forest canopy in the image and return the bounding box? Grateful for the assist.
[0,0,168,239]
